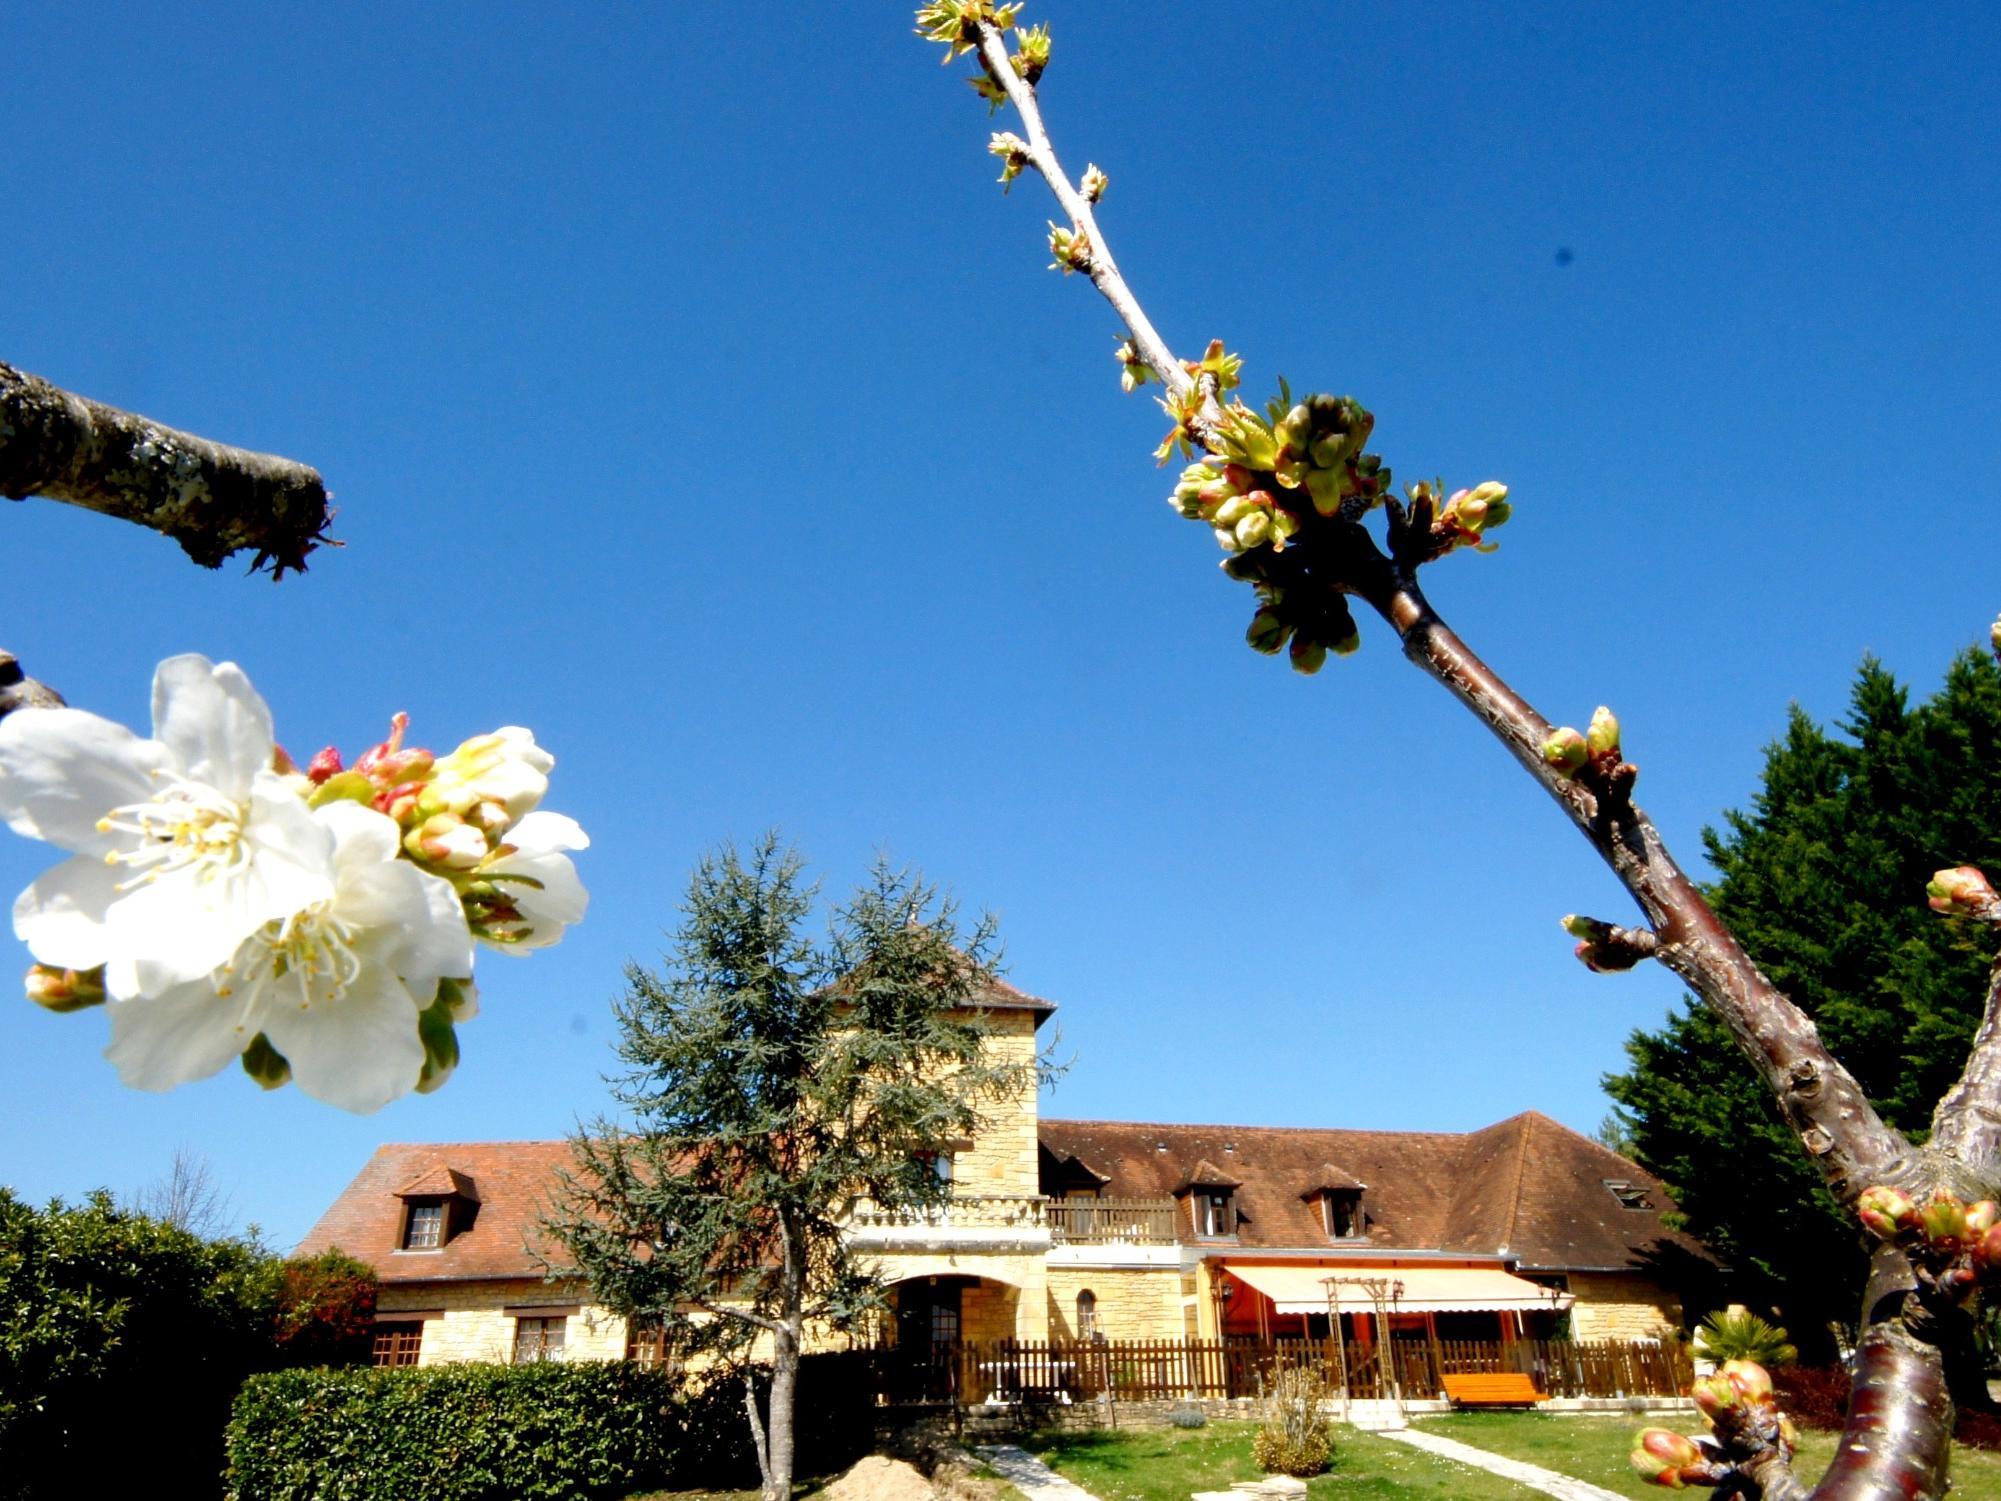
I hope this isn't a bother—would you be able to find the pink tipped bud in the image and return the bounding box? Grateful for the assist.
[1856,1185,1921,1240]
[1689,1373,1740,1420]
[1921,1192,1969,1249]
[1976,1223,2001,1271]
[406,812,489,870]
[1965,1201,1997,1238]
[1630,1429,1701,1488]
[1719,1360,1773,1405]
[25,963,106,1013]
[1543,727,1588,776]
[307,746,344,784]
[1927,866,1999,918]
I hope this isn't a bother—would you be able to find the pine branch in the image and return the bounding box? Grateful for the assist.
[0,360,332,577]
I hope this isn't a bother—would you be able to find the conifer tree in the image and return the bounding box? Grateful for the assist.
[546,837,1039,1501]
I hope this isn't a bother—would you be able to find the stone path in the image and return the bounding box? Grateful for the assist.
[1381,1427,1626,1501]
[974,1443,1104,1501]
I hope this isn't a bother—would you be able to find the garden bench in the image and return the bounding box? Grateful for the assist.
[1442,1372,1546,1408]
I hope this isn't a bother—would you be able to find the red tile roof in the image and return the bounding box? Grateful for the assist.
[1036,1111,1707,1271]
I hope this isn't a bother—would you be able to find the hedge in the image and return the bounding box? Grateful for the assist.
[225,1354,879,1500]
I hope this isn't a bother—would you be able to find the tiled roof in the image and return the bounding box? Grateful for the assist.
[1037,1112,1707,1271]
[297,1141,577,1282]
[395,1165,481,1201]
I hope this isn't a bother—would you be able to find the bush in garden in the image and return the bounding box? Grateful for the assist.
[1250,1366,1332,1478]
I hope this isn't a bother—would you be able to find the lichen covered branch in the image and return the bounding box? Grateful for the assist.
[0,361,332,576]
[0,651,64,721]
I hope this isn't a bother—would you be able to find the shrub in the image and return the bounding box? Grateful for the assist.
[1769,1364,1849,1431]
[1167,1400,1207,1429]
[226,1362,681,1501]
[1694,1306,1798,1366]
[1250,1367,1332,1478]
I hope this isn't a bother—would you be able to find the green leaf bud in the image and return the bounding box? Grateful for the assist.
[240,1032,292,1091]
[1246,607,1290,655]
[1587,706,1622,757]
[1542,727,1589,776]
[1289,636,1328,675]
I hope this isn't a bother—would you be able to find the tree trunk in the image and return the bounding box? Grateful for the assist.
[765,1325,800,1501]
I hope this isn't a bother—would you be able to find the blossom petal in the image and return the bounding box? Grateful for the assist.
[314,798,400,869]
[0,708,171,855]
[13,853,122,970]
[240,775,339,923]
[261,966,427,1114]
[103,981,256,1092]
[111,875,272,987]
[150,656,274,799]
[484,812,588,956]
[509,811,588,853]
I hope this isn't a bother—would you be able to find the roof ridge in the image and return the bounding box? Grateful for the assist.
[1040,1117,1476,1140]
[1499,1113,1535,1251]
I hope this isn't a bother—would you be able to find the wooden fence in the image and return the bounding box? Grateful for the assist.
[876,1336,1690,1405]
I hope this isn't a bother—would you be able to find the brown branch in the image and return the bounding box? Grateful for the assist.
[0,651,64,722]
[1931,956,2001,1167]
[0,360,332,577]
[1348,561,1922,1206]
[1807,1315,1951,1501]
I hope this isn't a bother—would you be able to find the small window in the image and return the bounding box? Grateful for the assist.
[915,1150,955,1185]
[1196,1191,1234,1237]
[513,1315,567,1363]
[626,1320,680,1373]
[1324,1191,1361,1239]
[402,1201,446,1250]
[1076,1289,1099,1339]
[1604,1179,1654,1210]
[372,1321,424,1367]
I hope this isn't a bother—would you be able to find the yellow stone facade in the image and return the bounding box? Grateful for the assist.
[377,1277,627,1366]
[1567,1271,1681,1341]
[1044,1265,1192,1341]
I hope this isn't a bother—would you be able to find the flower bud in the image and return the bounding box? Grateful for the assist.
[1542,728,1588,776]
[1920,1192,1969,1250]
[1079,163,1108,203]
[422,728,552,823]
[1718,1360,1773,1405]
[239,1032,292,1091]
[406,812,489,870]
[1630,1429,1701,1488]
[1290,636,1328,675]
[306,746,344,784]
[1689,1373,1740,1420]
[1964,1201,1997,1237]
[1234,511,1272,550]
[25,963,106,1013]
[1856,1184,1920,1241]
[1304,466,1345,516]
[1587,706,1622,758]
[1329,619,1362,657]
[1277,403,1314,457]
[1927,866,1998,917]
[1561,914,1610,942]
[1246,607,1290,655]
[1976,1223,2001,1271]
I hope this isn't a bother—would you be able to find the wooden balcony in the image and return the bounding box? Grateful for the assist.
[1046,1196,1181,1246]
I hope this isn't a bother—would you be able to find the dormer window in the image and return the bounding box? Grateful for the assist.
[393,1165,480,1252]
[1322,1191,1362,1240]
[1195,1190,1235,1237]
[403,1201,446,1250]
[1605,1179,1653,1210]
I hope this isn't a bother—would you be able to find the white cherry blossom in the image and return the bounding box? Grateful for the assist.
[478,810,590,954]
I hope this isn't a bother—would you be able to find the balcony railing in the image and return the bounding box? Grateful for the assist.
[847,1194,1048,1232]
[1047,1196,1181,1246]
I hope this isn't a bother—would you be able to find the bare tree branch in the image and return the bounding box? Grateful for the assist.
[131,1145,235,1239]
[0,651,64,722]
[0,360,332,577]
[1931,956,2001,1167]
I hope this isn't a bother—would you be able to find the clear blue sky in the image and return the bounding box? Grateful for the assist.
[4,3,1997,1249]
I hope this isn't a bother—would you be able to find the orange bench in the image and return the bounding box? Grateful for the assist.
[1442,1373,1547,1408]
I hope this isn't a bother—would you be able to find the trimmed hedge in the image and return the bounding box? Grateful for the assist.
[226,1354,879,1500]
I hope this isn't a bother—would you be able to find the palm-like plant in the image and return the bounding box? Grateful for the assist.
[1695,1305,1799,1366]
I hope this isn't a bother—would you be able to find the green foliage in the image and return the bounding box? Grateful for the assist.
[1605,647,2001,1343]
[224,1354,879,1500]
[0,1189,377,1500]
[1693,1306,1798,1365]
[1250,1367,1333,1477]
[225,1362,680,1501]
[546,837,1040,1362]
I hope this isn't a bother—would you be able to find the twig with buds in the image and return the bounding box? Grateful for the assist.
[0,360,333,577]
[0,652,63,723]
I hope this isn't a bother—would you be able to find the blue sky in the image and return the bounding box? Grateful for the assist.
[3,3,1997,1249]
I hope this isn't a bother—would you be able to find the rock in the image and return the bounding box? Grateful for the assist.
[819,1454,939,1501]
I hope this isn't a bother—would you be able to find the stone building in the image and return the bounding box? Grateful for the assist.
[297,978,1708,1370]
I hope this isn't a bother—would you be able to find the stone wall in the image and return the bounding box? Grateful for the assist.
[1568,1270,1681,1340]
[377,1278,627,1366]
[1044,1265,1190,1342]
[949,1008,1042,1198]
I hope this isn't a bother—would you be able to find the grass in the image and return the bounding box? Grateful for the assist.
[1028,1420,1546,1501]
[1417,1411,2001,1501]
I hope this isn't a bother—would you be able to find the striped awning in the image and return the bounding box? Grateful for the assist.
[1222,1264,1572,1316]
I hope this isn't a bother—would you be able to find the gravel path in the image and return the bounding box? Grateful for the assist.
[974,1443,1104,1501]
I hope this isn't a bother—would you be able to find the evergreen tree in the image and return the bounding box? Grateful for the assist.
[1606,648,2001,1352]
[545,838,1041,1501]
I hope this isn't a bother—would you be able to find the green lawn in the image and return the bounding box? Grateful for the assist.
[1028,1421,1545,1501]
[1417,1412,2001,1501]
